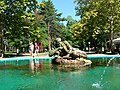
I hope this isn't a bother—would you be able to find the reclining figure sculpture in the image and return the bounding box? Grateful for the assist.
[49,38,92,66]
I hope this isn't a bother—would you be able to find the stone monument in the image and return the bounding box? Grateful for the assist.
[49,38,92,67]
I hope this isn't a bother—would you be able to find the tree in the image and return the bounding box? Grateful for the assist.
[73,0,120,53]
[38,0,64,51]
[0,0,67,56]
[0,1,8,56]
[0,0,38,55]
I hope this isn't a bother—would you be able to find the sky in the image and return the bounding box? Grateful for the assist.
[37,0,80,20]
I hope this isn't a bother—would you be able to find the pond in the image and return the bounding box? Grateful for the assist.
[0,56,120,90]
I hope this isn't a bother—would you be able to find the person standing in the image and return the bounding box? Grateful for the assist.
[29,42,34,56]
[35,42,39,56]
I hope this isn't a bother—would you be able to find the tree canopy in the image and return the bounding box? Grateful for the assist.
[0,0,66,54]
[72,0,120,52]
[1,0,120,55]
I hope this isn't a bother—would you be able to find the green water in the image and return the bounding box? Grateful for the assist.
[0,59,120,90]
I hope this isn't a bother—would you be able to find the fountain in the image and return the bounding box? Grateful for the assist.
[0,51,120,89]
[49,38,92,67]
[92,56,116,89]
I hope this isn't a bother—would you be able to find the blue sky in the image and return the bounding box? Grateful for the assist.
[37,0,80,20]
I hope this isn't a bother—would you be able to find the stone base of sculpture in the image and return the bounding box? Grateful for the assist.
[52,57,92,67]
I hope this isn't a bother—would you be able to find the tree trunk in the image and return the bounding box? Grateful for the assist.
[109,17,114,53]
[48,22,52,51]
[1,29,4,57]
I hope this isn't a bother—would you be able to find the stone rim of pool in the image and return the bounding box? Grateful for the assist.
[0,54,120,62]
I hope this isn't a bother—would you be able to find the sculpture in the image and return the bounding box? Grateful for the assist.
[49,38,92,66]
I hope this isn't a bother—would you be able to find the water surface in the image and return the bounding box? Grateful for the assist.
[0,58,120,90]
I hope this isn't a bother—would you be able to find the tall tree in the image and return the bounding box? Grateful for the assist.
[38,0,64,50]
[0,1,8,56]
[73,0,120,52]
[0,0,38,56]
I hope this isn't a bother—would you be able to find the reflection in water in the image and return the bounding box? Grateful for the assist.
[1,58,120,90]
[51,64,91,72]
[29,59,44,73]
[29,60,34,73]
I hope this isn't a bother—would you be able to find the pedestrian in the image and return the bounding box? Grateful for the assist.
[35,42,39,56]
[29,42,34,56]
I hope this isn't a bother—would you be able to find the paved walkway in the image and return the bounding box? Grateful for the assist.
[0,52,49,60]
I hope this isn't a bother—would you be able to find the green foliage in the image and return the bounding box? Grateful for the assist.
[73,0,120,52]
[37,0,66,50]
[0,0,37,49]
[0,0,66,53]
